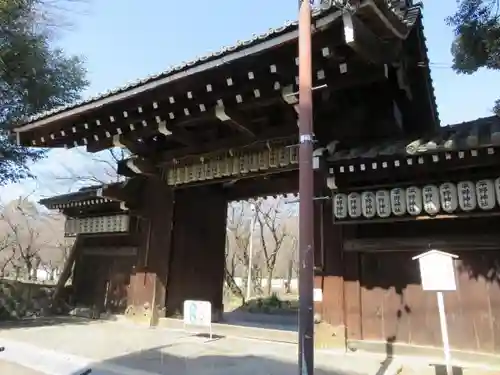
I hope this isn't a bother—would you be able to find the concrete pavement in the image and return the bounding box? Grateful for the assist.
[0,360,49,375]
[0,319,385,375]
[0,318,497,375]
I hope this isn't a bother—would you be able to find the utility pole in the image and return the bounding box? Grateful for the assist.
[298,1,315,375]
[246,202,256,301]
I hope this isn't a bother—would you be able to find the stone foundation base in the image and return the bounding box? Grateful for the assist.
[68,307,100,320]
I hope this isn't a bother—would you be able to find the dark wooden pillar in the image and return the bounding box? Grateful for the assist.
[312,175,347,348]
[165,185,227,320]
[314,200,344,326]
[126,178,174,324]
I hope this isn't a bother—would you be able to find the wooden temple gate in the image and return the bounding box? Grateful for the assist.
[318,114,500,359]
[16,1,500,359]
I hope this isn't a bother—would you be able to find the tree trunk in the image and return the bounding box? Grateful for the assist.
[286,259,293,294]
[224,268,245,302]
[51,236,81,310]
[266,267,274,296]
[26,262,32,280]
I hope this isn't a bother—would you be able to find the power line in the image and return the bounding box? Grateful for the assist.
[418,62,455,69]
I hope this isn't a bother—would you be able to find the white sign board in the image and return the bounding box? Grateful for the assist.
[183,300,212,327]
[313,288,323,302]
[413,250,458,292]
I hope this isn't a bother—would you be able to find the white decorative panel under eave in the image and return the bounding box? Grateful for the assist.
[65,215,130,236]
[375,190,391,218]
[495,178,500,206]
[333,194,348,219]
[167,170,175,185]
[249,153,259,172]
[186,165,195,182]
[439,182,458,213]
[258,150,270,170]
[348,192,362,218]
[406,186,422,216]
[422,185,440,215]
[476,179,495,210]
[269,148,279,168]
[457,181,477,211]
[390,188,406,216]
[361,191,376,218]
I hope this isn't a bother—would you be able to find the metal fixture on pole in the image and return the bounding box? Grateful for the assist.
[298,1,315,374]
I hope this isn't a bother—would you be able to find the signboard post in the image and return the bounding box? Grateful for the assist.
[183,300,213,340]
[413,250,458,375]
[313,288,323,302]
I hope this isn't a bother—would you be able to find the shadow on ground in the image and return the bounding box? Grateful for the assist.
[0,315,111,330]
[430,364,464,375]
[222,310,298,332]
[68,343,365,375]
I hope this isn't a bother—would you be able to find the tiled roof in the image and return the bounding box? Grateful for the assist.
[39,179,145,208]
[328,116,500,162]
[17,1,421,127]
[39,185,107,207]
[22,7,335,125]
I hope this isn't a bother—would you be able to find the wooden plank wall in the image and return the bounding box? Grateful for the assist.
[314,199,345,329]
[340,217,500,353]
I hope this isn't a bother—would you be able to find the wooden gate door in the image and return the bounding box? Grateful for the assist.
[104,256,134,314]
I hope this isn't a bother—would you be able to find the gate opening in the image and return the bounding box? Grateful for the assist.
[223,194,299,328]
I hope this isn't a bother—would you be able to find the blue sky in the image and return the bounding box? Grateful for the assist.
[2,0,499,203]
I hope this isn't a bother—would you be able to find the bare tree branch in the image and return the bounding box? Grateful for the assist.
[0,195,66,280]
[255,197,289,296]
[225,201,254,299]
[44,147,129,192]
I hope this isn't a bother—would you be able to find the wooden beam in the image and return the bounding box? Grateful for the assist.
[95,178,144,217]
[168,124,199,147]
[344,234,500,252]
[393,100,403,130]
[170,165,298,191]
[342,12,398,64]
[109,134,145,154]
[86,127,150,154]
[336,211,500,225]
[224,170,299,201]
[86,120,199,153]
[20,26,342,150]
[31,50,325,151]
[124,157,158,176]
[158,125,296,164]
[215,105,255,138]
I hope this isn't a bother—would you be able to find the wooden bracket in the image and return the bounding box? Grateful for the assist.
[342,12,398,64]
[125,157,158,176]
[215,105,255,138]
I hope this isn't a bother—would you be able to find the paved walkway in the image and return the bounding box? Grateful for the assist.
[0,318,497,375]
[0,319,387,375]
[0,360,48,375]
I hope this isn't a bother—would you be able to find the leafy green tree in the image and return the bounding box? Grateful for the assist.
[0,0,88,185]
[447,0,500,114]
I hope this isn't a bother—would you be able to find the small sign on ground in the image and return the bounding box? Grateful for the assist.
[183,300,213,339]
